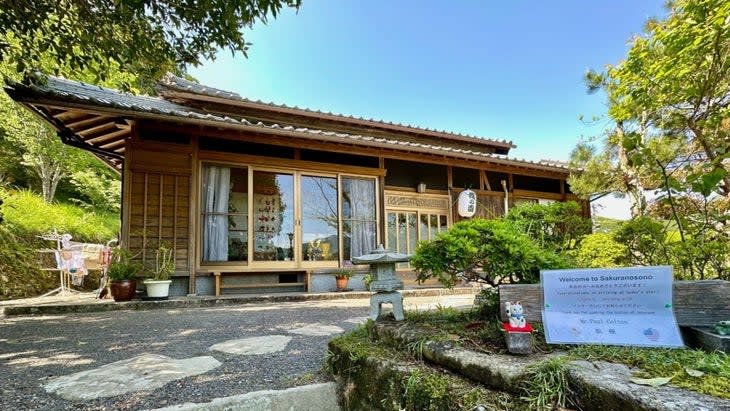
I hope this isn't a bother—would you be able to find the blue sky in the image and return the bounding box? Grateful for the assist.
[189,0,667,164]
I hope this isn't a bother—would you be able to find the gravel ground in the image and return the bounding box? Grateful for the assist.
[0,299,373,411]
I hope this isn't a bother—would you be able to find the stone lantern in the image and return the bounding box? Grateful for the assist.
[352,244,410,321]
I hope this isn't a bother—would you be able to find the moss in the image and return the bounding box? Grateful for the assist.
[328,324,524,410]
[569,345,730,399]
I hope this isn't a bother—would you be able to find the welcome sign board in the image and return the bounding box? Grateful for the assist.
[541,266,683,348]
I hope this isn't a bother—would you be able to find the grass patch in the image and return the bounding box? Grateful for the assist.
[2,188,118,242]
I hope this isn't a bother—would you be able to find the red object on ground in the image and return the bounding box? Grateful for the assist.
[503,322,533,333]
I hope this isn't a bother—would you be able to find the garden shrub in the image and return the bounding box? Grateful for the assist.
[572,232,629,268]
[614,216,729,280]
[506,201,591,253]
[411,218,567,287]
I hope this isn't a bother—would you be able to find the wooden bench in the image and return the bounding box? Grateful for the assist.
[207,269,312,296]
[498,279,730,327]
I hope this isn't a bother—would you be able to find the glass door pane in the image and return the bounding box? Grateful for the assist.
[252,171,294,262]
[300,175,339,262]
[201,165,248,263]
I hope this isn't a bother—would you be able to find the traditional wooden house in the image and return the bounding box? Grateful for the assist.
[6,74,587,296]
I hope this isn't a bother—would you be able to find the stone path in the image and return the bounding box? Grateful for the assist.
[209,335,292,355]
[45,355,222,401]
[0,292,475,410]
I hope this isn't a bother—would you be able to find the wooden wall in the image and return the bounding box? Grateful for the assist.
[123,140,193,276]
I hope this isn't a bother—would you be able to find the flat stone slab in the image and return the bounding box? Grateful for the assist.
[288,324,344,336]
[208,335,291,355]
[147,382,339,411]
[44,354,221,401]
[344,316,369,324]
[568,360,730,411]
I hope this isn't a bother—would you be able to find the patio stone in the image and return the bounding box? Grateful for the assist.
[44,354,221,401]
[208,335,291,355]
[288,324,344,336]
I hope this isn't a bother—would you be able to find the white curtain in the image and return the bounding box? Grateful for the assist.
[202,166,231,261]
[348,178,375,259]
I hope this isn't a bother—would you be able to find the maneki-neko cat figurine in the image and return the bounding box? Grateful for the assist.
[503,301,533,354]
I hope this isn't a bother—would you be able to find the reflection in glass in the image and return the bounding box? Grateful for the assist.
[253,171,294,261]
[301,175,339,261]
[201,165,247,262]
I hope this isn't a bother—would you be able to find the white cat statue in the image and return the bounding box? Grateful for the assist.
[504,301,526,328]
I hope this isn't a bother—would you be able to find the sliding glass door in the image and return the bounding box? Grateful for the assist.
[252,171,295,264]
[300,174,339,264]
[200,164,377,269]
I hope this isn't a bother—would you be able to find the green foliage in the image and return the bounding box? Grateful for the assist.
[327,324,518,410]
[610,216,729,280]
[519,357,573,410]
[143,245,175,280]
[0,224,53,300]
[0,0,301,88]
[411,218,567,288]
[331,268,354,279]
[613,217,669,267]
[572,233,629,268]
[1,188,117,243]
[506,201,591,253]
[107,248,142,281]
[67,168,121,213]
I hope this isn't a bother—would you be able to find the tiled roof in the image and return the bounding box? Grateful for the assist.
[157,73,515,150]
[5,75,568,174]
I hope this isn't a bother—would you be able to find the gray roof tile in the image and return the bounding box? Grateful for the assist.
[5,75,568,173]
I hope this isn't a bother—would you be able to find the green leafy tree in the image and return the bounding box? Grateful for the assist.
[411,218,567,288]
[0,0,301,88]
[573,0,730,202]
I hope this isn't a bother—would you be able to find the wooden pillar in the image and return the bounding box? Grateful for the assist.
[188,135,199,295]
[378,157,386,246]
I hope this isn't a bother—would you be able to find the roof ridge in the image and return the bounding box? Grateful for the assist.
[157,73,515,148]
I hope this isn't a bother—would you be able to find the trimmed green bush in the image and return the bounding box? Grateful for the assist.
[411,218,567,287]
[572,232,629,268]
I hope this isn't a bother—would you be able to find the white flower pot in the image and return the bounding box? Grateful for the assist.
[143,279,172,299]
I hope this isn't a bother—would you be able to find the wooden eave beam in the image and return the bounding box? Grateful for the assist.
[99,139,126,150]
[85,128,129,144]
[66,115,112,131]
[53,110,89,122]
[77,121,117,137]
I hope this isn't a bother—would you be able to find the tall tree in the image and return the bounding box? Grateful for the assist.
[0,0,301,88]
[571,0,730,206]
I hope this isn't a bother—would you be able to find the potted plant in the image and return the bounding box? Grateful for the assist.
[332,268,354,290]
[143,245,175,300]
[107,248,141,302]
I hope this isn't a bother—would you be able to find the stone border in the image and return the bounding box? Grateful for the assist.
[371,322,730,411]
[2,287,478,316]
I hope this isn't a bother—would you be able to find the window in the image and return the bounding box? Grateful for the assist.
[387,211,447,269]
[201,165,248,262]
[341,177,377,262]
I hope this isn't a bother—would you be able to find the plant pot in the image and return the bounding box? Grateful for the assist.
[143,279,172,300]
[335,276,349,290]
[110,279,137,302]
